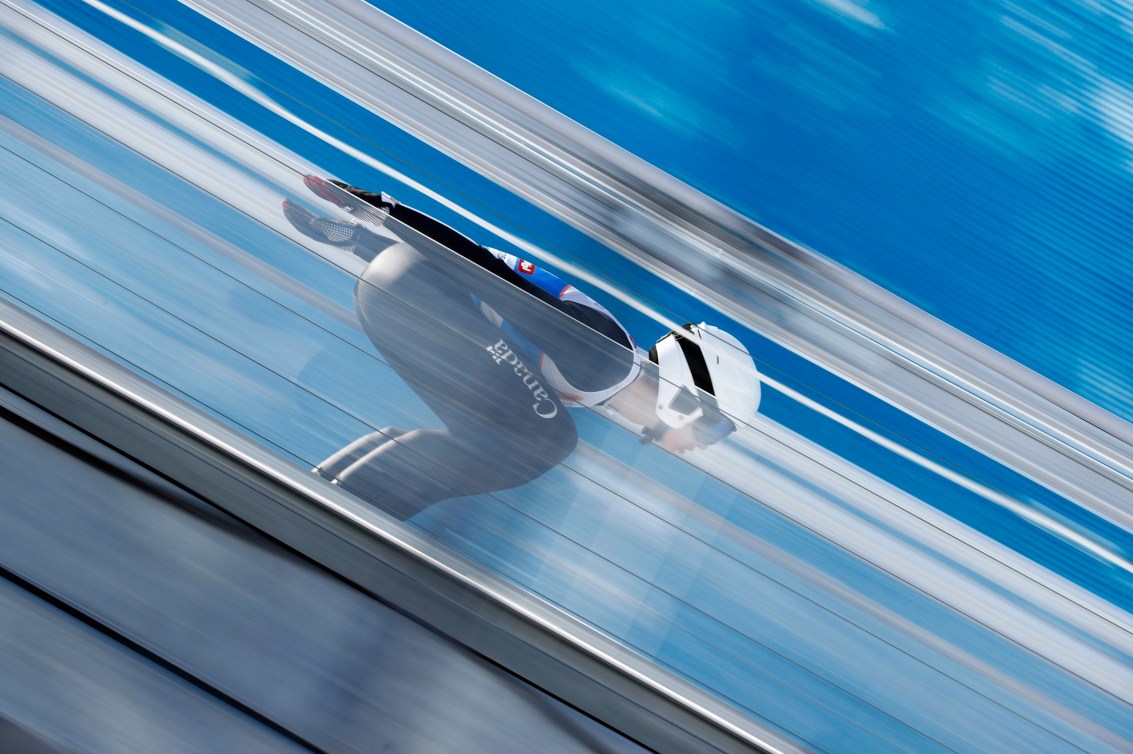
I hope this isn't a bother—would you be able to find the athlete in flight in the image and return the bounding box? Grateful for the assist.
[284,176,760,520]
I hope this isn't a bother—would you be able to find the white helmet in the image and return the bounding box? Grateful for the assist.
[647,323,761,443]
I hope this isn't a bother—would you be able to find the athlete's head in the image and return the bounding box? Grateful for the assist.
[641,323,761,450]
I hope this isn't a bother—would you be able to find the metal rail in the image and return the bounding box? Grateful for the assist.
[0,297,798,754]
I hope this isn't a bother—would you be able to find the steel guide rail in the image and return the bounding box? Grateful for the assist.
[0,297,798,754]
[178,0,1133,531]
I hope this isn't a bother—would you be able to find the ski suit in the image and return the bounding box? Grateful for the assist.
[319,203,640,520]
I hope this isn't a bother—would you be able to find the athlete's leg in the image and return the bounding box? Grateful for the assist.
[319,182,584,309]
[332,422,575,520]
[389,204,484,256]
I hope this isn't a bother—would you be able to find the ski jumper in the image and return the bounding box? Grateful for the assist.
[319,203,640,520]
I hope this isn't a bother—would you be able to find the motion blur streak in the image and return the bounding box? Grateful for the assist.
[64,0,1133,574]
[1,1,1131,753]
[183,0,1133,534]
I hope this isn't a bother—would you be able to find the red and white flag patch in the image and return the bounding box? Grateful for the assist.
[517,259,536,275]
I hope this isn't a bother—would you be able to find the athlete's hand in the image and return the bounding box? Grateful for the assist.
[659,424,709,454]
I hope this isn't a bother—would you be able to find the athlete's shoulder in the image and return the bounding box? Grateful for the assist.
[488,248,571,298]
